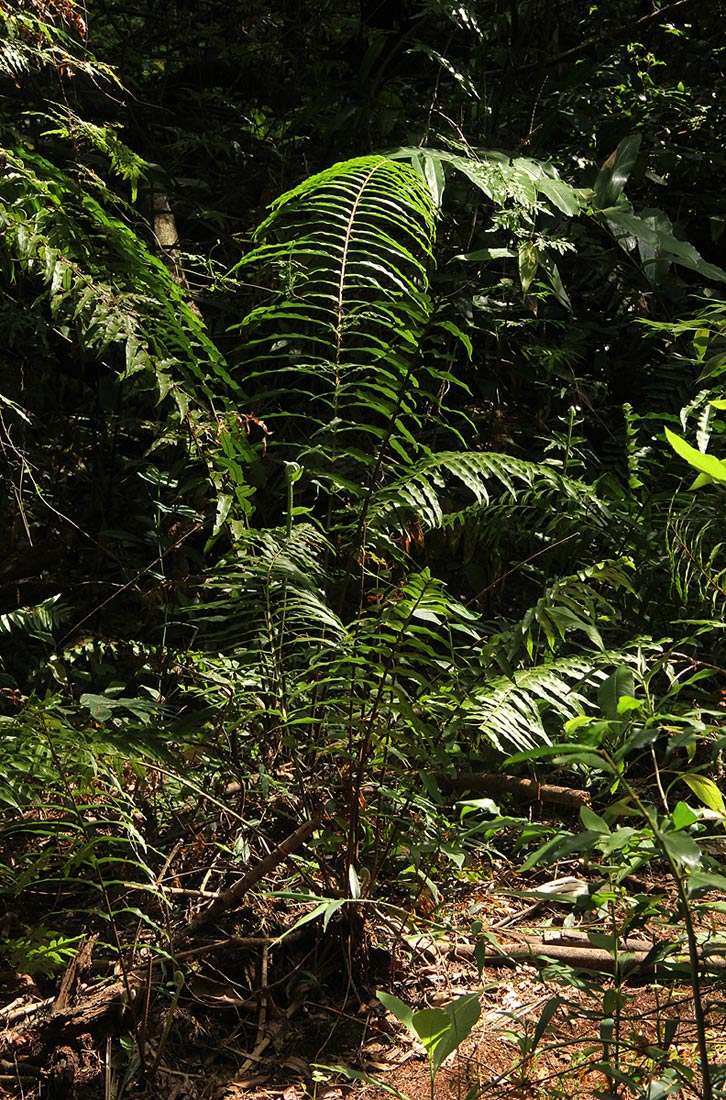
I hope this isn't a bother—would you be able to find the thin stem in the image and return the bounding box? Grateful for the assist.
[613,764,712,1100]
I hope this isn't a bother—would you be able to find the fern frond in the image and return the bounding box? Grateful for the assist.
[42,109,150,201]
[0,145,253,527]
[0,595,67,644]
[0,0,116,85]
[235,156,437,486]
[352,568,482,689]
[193,524,345,664]
[484,558,637,664]
[460,655,615,753]
[0,149,227,408]
[369,450,609,533]
[667,499,726,614]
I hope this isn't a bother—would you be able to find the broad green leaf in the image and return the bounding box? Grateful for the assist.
[536,177,581,216]
[603,208,726,284]
[689,472,718,488]
[616,695,642,715]
[634,207,675,286]
[681,773,725,814]
[540,255,572,310]
[79,693,114,722]
[594,134,641,208]
[665,427,726,483]
[441,842,466,868]
[436,320,473,359]
[377,991,416,1035]
[422,154,446,208]
[412,993,480,1074]
[579,805,609,834]
[348,865,361,900]
[688,871,726,895]
[645,1070,683,1100]
[518,242,538,295]
[458,797,500,817]
[597,827,638,854]
[660,830,701,870]
[590,1063,643,1089]
[671,801,698,830]
[597,665,634,720]
[531,996,562,1050]
[587,931,618,955]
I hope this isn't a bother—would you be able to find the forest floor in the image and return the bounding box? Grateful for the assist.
[203,876,722,1100]
[2,865,723,1100]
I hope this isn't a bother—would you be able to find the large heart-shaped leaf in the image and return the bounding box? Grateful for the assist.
[377,991,481,1077]
[412,993,481,1075]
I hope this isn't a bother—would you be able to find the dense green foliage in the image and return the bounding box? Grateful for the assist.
[0,1,724,1095]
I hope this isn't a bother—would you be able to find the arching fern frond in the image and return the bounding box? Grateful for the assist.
[42,109,150,202]
[459,655,615,753]
[368,450,610,534]
[352,568,482,690]
[0,144,255,529]
[483,558,637,665]
[0,0,116,84]
[0,595,68,645]
[192,523,345,665]
[235,156,437,487]
[0,149,228,409]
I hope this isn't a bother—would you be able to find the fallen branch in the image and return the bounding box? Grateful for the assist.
[0,814,323,1063]
[533,929,653,953]
[0,978,139,1060]
[439,772,590,809]
[0,927,315,1062]
[477,940,726,975]
[0,995,55,1027]
[47,978,135,1032]
[176,934,291,960]
[54,934,98,1013]
[181,812,322,937]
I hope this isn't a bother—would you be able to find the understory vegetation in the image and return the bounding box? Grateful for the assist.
[0,1,724,1097]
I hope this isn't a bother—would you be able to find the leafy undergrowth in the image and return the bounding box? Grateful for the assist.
[2,2,726,1097]
[1,722,725,1099]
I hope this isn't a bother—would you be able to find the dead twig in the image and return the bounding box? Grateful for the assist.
[237,997,304,1075]
[53,934,98,1013]
[533,929,653,953]
[490,901,543,930]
